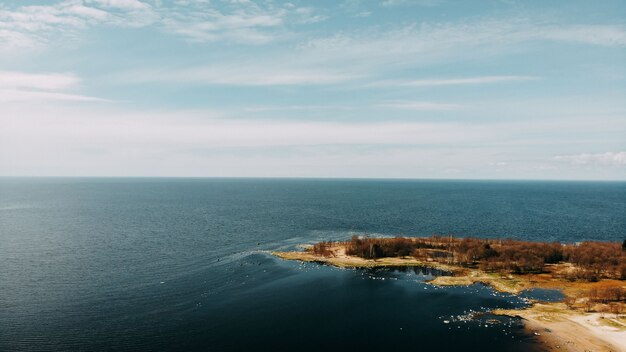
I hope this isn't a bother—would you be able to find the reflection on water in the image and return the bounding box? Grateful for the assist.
[362,265,451,281]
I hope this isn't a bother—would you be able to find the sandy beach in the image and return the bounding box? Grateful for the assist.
[496,303,626,352]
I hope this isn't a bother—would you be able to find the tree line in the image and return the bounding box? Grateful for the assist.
[313,235,626,280]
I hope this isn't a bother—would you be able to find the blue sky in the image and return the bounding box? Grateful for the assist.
[0,0,625,179]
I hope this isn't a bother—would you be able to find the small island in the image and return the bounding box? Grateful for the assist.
[273,236,626,352]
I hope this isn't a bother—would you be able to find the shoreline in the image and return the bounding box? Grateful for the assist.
[494,303,625,352]
[273,244,626,352]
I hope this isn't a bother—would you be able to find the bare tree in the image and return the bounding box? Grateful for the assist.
[609,302,623,319]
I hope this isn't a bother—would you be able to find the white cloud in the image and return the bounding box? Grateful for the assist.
[198,69,353,85]
[0,71,80,90]
[1,0,623,62]
[0,0,157,51]
[554,152,626,166]
[1,105,624,178]
[117,63,535,89]
[0,0,325,49]
[403,76,539,87]
[292,7,327,25]
[6,105,610,156]
[0,107,481,164]
[297,19,626,74]
[0,70,105,102]
[0,28,38,50]
[119,65,357,86]
[488,161,508,167]
[161,2,283,44]
[90,0,152,11]
[378,101,462,110]
[538,25,626,47]
[161,1,325,44]
[381,0,443,7]
[243,105,354,112]
[367,75,540,88]
[0,89,107,103]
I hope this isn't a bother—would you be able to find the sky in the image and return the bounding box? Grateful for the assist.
[0,0,625,180]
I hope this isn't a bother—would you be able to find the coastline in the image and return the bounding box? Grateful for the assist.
[273,244,626,352]
[494,303,625,352]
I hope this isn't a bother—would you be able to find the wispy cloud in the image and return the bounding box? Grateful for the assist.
[298,19,626,74]
[120,18,574,88]
[119,65,357,86]
[0,70,106,102]
[488,161,508,167]
[381,0,444,7]
[162,0,283,44]
[244,105,354,112]
[367,75,540,88]
[0,0,326,50]
[0,89,108,103]
[539,25,626,47]
[554,152,626,166]
[0,106,480,151]
[0,0,158,51]
[404,76,539,87]
[162,2,327,44]
[378,101,462,110]
[4,106,623,178]
[0,71,80,90]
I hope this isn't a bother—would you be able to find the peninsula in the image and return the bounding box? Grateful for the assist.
[273,236,626,352]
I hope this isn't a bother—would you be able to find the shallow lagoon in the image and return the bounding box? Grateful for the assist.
[197,256,542,352]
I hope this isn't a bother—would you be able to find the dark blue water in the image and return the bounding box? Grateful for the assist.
[1,178,625,351]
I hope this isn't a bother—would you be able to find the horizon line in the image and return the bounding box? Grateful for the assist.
[1,175,625,182]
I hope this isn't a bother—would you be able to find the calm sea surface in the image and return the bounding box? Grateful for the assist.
[1,178,625,351]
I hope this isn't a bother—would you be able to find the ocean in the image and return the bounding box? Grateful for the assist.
[1,178,625,351]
